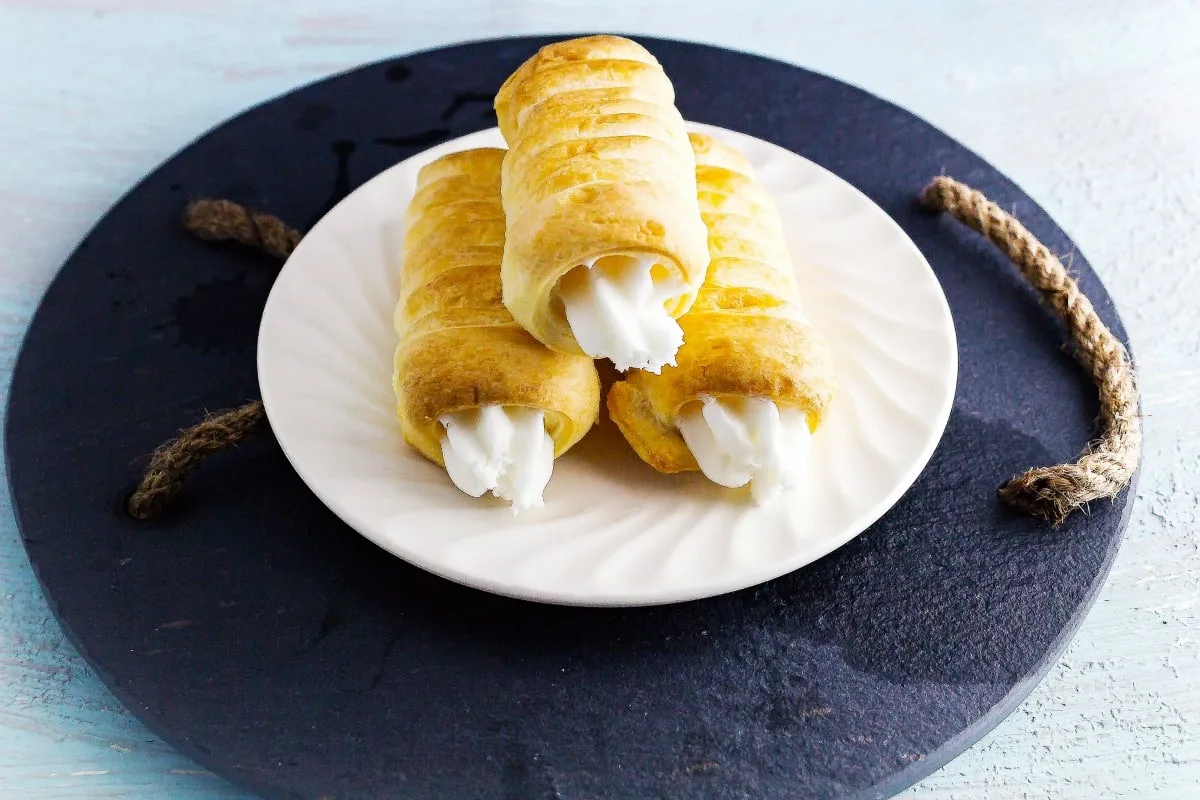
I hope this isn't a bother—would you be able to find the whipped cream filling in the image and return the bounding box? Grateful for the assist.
[439,405,554,513]
[676,395,813,504]
[556,253,685,373]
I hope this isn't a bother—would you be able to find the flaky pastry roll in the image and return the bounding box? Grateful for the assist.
[393,147,601,511]
[493,35,709,373]
[607,133,835,501]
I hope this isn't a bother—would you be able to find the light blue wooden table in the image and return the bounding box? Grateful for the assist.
[2,1,1198,797]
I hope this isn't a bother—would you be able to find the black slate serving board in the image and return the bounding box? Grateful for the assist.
[5,36,1136,800]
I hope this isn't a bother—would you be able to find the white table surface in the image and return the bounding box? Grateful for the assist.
[1,1,1198,797]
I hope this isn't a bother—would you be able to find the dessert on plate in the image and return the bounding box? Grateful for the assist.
[392,36,835,510]
[607,133,835,502]
[493,34,710,373]
[392,147,601,511]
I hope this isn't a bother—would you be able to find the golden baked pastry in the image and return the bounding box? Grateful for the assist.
[493,35,710,369]
[607,133,835,488]
[393,147,601,506]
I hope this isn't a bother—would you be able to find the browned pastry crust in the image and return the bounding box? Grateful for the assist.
[392,147,601,466]
[607,133,836,473]
[492,35,710,355]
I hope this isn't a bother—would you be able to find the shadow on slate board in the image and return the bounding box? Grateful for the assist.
[5,35,1135,800]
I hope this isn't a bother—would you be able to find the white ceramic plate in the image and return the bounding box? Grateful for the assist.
[257,123,957,607]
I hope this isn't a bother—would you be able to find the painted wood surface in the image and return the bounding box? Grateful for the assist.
[0,1,1197,797]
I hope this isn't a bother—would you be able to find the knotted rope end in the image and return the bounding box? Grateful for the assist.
[919,175,958,212]
[998,471,1084,527]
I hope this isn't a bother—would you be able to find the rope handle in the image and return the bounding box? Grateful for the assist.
[125,200,294,520]
[921,177,1141,524]
[128,185,1141,525]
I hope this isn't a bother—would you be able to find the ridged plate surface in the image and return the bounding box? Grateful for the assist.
[257,123,958,606]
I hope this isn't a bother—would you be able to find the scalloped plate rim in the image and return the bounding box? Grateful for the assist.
[258,122,958,607]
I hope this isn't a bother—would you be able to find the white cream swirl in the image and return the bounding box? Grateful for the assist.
[439,405,554,513]
[556,253,685,374]
[677,395,813,504]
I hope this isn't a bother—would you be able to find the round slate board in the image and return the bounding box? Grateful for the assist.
[6,36,1136,800]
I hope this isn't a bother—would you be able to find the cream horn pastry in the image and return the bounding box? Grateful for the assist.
[493,35,710,373]
[607,133,835,502]
[393,147,601,511]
